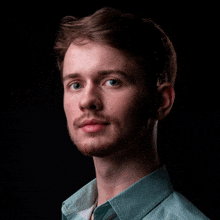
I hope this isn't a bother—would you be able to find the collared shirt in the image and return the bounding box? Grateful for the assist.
[61,165,209,220]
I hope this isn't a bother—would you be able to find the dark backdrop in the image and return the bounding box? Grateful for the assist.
[1,2,219,219]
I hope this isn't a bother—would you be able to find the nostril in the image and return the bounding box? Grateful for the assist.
[90,104,97,110]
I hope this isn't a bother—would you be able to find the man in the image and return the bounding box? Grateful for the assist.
[54,7,209,220]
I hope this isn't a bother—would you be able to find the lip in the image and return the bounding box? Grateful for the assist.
[79,119,109,133]
[80,119,109,127]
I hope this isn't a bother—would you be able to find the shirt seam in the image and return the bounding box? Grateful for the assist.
[141,189,174,220]
[160,193,190,220]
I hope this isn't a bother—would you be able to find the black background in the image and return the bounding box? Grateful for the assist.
[1,2,219,219]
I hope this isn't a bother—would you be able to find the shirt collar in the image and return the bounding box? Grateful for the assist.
[62,165,173,220]
[62,179,97,219]
[108,165,174,220]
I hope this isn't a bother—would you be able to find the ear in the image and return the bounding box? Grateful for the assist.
[156,83,175,120]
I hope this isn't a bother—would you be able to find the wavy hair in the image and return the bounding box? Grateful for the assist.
[54,7,177,86]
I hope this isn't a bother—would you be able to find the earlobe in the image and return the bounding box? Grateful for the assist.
[156,83,175,120]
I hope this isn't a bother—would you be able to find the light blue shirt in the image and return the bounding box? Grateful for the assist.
[61,165,209,220]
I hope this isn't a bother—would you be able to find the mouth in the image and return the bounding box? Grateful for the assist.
[82,124,108,133]
[80,119,109,133]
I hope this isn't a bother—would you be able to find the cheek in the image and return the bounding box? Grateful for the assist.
[63,95,77,122]
[107,91,141,120]
[113,90,150,125]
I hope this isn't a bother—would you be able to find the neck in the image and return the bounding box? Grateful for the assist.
[93,119,160,207]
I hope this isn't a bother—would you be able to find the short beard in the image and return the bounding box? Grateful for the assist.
[67,122,127,157]
[67,97,158,159]
[67,117,157,160]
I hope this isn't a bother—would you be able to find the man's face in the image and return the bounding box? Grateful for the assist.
[63,40,151,157]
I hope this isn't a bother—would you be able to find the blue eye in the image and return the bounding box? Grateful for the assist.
[71,83,82,90]
[106,79,121,86]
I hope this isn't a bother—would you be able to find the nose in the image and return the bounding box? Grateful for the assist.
[79,83,103,112]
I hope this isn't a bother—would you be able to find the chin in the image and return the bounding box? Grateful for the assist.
[69,126,124,157]
[72,134,127,157]
[69,122,148,158]
[75,141,119,157]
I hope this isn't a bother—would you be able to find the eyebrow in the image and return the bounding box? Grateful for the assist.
[62,73,81,83]
[62,70,135,83]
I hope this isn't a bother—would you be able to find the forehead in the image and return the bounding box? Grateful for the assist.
[63,40,141,77]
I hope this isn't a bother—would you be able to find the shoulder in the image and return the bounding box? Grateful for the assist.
[61,179,97,218]
[143,191,210,220]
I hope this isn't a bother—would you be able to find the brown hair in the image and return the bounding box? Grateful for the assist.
[54,7,177,86]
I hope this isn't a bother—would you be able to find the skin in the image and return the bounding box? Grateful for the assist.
[62,40,175,219]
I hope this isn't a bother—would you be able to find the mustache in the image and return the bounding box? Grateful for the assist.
[73,113,119,127]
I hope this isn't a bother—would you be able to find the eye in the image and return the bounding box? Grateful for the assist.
[105,79,122,87]
[70,82,82,90]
